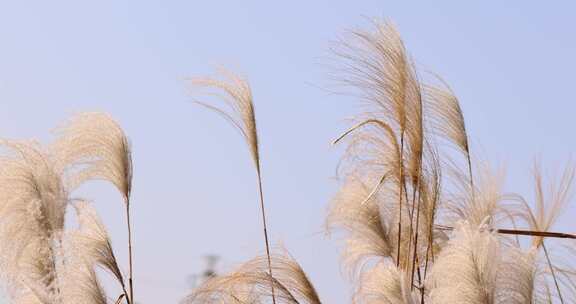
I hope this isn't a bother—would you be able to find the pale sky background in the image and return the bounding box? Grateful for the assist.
[0,1,575,303]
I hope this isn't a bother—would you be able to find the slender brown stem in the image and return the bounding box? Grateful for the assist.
[410,213,421,289]
[256,170,276,304]
[410,170,422,289]
[423,236,431,278]
[118,277,130,304]
[422,216,435,291]
[411,254,424,303]
[466,153,475,202]
[115,294,126,304]
[122,289,130,304]
[422,240,432,304]
[424,188,439,274]
[496,229,576,239]
[542,241,564,304]
[435,225,576,239]
[125,199,134,304]
[406,189,415,269]
[406,173,419,271]
[420,284,426,304]
[103,234,130,304]
[120,280,130,304]
[397,135,405,267]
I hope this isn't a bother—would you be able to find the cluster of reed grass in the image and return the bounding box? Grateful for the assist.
[182,20,576,304]
[0,18,574,304]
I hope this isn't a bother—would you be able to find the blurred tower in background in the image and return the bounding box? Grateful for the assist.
[187,254,219,289]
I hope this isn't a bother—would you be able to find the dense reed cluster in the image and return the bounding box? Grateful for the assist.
[0,18,573,304]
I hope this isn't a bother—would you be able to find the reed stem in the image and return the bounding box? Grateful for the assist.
[256,170,276,304]
[125,199,134,304]
[435,225,576,239]
[397,135,405,267]
[410,196,421,288]
[543,241,564,304]
[466,154,475,202]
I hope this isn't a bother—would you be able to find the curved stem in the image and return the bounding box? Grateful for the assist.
[332,119,398,149]
[360,173,388,206]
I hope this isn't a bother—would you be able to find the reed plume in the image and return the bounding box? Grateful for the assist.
[190,69,276,304]
[354,261,417,304]
[0,140,67,303]
[328,176,410,302]
[52,112,133,199]
[425,82,473,191]
[69,201,128,299]
[332,19,454,295]
[427,221,500,304]
[60,232,108,304]
[494,246,536,304]
[516,161,576,303]
[441,164,518,231]
[52,112,134,303]
[333,19,425,270]
[326,176,394,278]
[521,162,575,249]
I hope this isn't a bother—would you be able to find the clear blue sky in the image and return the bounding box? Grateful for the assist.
[0,1,575,303]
